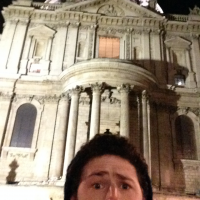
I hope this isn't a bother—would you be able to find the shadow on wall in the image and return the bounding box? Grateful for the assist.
[6,159,19,184]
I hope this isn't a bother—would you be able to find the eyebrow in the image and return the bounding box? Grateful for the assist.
[86,171,135,182]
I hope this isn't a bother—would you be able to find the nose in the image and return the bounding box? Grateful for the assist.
[105,185,119,200]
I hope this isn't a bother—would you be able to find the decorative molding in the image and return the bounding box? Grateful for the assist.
[70,22,80,28]
[126,34,131,59]
[43,95,60,103]
[0,92,14,101]
[177,107,200,116]
[97,4,124,17]
[13,94,34,102]
[2,147,37,161]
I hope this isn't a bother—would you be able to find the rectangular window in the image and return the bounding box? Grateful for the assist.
[98,37,120,59]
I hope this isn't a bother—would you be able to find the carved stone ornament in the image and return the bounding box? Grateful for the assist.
[0,92,13,100]
[60,92,69,102]
[117,84,131,94]
[33,95,59,104]
[178,107,200,116]
[90,82,104,93]
[2,147,37,161]
[69,86,83,96]
[43,95,60,103]
[14,94,34,102]
[189,6,200,15]
[97,4,124,17]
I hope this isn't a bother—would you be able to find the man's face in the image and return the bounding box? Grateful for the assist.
[71,155,144,200]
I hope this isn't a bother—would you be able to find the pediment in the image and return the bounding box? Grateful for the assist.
[28,25,56,38]
[59,0,162,18]
[165,37,191,49]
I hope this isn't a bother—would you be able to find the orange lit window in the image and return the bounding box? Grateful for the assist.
[98,37,120,58]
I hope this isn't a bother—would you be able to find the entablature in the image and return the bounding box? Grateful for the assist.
[2,5,34,21]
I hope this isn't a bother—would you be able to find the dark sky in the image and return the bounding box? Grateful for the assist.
[1,0,200,33]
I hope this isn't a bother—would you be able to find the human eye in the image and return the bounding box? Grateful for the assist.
[92,183,103,189]
[120,183,130,190]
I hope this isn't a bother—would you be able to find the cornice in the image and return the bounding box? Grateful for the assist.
[59,0,162,19]
[165,21,200,33]
[2,6,34,20]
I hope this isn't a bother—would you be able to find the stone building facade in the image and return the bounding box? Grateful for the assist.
[0,0,200,198]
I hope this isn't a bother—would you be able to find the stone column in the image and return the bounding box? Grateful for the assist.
[89,83,103,139]
[142,90,151,174]
[62,86,82,177]
[49,93,70,179]
[118,84,131,138]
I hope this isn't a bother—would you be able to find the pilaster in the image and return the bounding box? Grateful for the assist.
[34,95,59,179]
[88,24,97,59]
[142,29,151,71]
[0,20,18,71]
[0,92,13,151]
[64,22,80,68]
[185,48,197,88]
[50,23,69,75]
[191,34,200,87]
[152,29,166,84]
[6,19,29,74]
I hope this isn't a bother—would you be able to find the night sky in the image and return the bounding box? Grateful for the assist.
[1,0,200,33]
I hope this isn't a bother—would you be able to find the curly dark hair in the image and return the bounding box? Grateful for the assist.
[64,133,152,200]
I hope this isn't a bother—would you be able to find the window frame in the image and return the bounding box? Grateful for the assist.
[3,99,43,150]
[96,34,124,59]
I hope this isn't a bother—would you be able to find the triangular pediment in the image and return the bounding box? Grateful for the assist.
[59,0,162,18]
[165,37,191,49]
[28,25,56,38]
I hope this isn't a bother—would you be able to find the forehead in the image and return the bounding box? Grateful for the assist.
[81,155,138,179]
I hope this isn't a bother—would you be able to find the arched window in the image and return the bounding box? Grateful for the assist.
[175,115,197,159]
[10,103,37,148]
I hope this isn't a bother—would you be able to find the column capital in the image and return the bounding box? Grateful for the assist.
[69,86,82,96]
[90,82,104,93]
[90,24,98,30]
[60,92,70,102]
[117,84,132,93]
[142,90,149,100]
